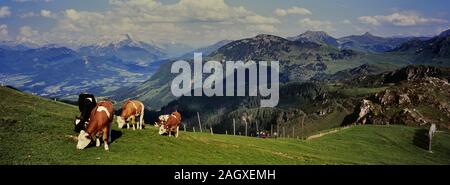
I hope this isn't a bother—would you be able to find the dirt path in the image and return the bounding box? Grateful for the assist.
[306,126,352,140]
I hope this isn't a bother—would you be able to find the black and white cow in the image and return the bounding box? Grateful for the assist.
[74,93,96,132]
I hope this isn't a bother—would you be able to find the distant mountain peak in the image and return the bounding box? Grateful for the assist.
[252,34,286,42]
[438,29,450,38]
[289,30,338,47]
[363,32,374,37]
[303,30,329,36]
[123,33,133,41]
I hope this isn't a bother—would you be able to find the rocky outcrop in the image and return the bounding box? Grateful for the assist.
[351,76,450,128]
[391,108,428,126]
[354,99,386,125]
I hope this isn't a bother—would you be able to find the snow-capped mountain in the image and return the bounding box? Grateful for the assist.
[78,34,167,67]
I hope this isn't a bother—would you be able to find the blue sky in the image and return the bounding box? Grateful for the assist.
[0,0,449,47]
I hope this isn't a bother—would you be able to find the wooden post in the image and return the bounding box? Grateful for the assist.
[429,136,432,151]
[245,120,248,136]
[276,125,279,139]
[193,127,196,133]
[256,120,259,133]
[233,118,236,136]
[270,125,273,137]
[183,124,186,132]
[301,115,305,140]
[292,127,295,139]
[210,126,213,135]
[226,130,228,135]
[197,112,203,133]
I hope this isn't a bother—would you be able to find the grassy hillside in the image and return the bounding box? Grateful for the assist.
[1,86,449,164]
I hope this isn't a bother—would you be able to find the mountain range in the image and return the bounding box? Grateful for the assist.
[289,30,433,53]
[1,29,449,104]
[108,29,450,137]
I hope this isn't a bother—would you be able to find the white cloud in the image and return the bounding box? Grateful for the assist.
[35,0,281,46]
[359,12,447,26]
[13,0,52,2]
[274,7,312,16]
[298,18,334,31]
[65,9,80,21]
[19,10,53,18]
[41,9,52,17]
[0,6,11,18]
[359,16,380,26]
[19,26,39,38]
[0,24,9,39]
[342,19,352,24]
[20,12,38,18]
[246,24,277,33]
[240,15,281,24]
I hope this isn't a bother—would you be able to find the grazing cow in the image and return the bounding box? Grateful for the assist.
[74,93,96,133]
[116,100,145,130]
[76,101,114,150]
[159,111,181,137]
[154,114,170,127]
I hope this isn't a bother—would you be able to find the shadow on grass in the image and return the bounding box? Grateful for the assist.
[413,128,428,150]
[110,130,122,143]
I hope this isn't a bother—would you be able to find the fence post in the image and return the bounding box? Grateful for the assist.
[233,118,236,136]
[271,125,273,137]
[197,112,203,133]
[245,120,248,136]
[276,125,279,139]
[183,124,186,132]
[193,127,196,133]
[292,127,295,139]
[301,115,305,140]
[256,120,259,133]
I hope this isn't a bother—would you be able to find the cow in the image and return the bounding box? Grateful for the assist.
[116,100,145,130]
[158,111,181,137]
[74,93,96,133]
[76,101,114,151]
[154,114,170,127]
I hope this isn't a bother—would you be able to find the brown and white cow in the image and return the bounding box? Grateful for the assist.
[158,111,181,137]
[76,101,114,151]
[154,114,170,127]
[116,100,145,130]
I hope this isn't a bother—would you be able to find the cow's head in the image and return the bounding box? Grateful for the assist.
[76,130,91,150]
[117,116,126,128]
[158,125,167,135]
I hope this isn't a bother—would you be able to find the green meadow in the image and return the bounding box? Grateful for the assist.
[1,86,449,165]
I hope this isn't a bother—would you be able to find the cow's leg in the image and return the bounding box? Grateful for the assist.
[96,138,100,147]
[176,126,179,138]
[127,123,130,129]
[103,127,109,151]
[168,129,172,137]
[104,142,109,151]
[131,116,136,130]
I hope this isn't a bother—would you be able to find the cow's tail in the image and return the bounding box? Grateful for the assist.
[139,102,145,129]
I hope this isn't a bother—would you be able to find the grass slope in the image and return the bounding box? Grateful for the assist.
[1,86,449,164]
